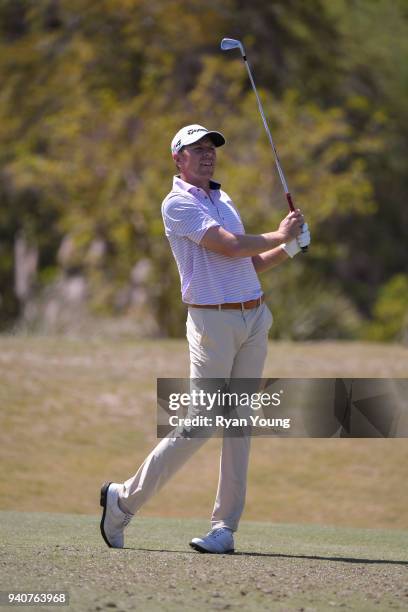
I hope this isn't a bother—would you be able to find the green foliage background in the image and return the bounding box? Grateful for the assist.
[0,0,407,340]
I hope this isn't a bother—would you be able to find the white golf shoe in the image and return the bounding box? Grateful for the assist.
[100,482,133,548]
[190,527,234,554]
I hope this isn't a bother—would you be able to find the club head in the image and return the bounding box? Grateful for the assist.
[220,38,245,56]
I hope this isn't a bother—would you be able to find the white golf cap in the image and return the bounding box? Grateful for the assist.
[171,124,225,155]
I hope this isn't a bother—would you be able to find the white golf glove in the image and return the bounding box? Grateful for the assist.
[282,223,311,258]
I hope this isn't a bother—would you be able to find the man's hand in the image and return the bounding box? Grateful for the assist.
[277,209,304,243]
[282,223,311,258]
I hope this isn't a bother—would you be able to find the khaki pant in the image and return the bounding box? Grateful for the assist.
[120,303,273,531]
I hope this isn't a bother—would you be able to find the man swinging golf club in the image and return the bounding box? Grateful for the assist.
[100,123,311,554]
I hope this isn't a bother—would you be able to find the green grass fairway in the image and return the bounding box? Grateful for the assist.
[0,512,407,612]
[1,336,407,529]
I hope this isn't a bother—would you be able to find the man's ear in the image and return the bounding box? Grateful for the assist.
[173,151,183,171]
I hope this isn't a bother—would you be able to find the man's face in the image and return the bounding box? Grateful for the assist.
[175,136,216,183]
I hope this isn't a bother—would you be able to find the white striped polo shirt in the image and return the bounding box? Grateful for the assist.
[161,175,262,305]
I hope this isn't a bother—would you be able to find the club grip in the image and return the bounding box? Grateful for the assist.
[286,193,308,254]
[286,192,295,213]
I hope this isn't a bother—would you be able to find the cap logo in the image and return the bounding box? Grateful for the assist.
[187,128,207,135]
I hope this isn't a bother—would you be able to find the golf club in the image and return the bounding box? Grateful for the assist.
[221,37,308,252]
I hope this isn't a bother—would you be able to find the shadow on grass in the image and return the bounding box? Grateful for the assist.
[127,547,408,566]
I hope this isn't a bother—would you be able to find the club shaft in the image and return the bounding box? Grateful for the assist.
[236,45,307,251]
[242,58,295,212]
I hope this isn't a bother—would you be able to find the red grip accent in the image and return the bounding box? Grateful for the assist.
[286,192,295,212]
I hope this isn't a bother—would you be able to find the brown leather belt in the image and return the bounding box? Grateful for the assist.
[188,294,265,310]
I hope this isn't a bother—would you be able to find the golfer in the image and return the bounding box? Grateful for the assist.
[100,124,310,553]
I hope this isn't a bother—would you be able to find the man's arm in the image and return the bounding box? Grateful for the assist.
[253,223,312,272]
[252,246,288,273]
[200,226,285,257]
[199,210,303,258]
